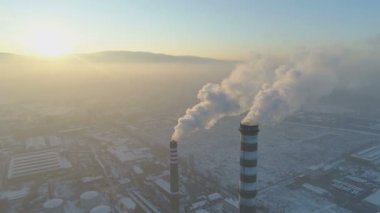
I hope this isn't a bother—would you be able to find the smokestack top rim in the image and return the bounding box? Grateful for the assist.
[239,123,259,135]
[170,140,178,148]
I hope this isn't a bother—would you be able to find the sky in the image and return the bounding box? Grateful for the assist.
[1,0,380,59]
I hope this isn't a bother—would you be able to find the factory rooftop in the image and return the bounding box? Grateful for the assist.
[153,178,171,194]
[7,150,72,179]
[107,144,152,163]
[363,189,380,208]
[351,145,380,165]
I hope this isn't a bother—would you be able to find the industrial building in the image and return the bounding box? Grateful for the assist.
[186,193,238,212]
[154,178,171,195]
[302,183,329,196]
[7,150,72,180]
[351,145,380,166]
[363,189,380,212]
[129,190,161,213]
[107,144,153,163]
[331,179,365,197]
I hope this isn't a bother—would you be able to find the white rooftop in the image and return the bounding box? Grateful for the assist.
[25,136,47,150]
[224,198,239,208]
[43,198,64,208]
[80,191,99,200]
[153,178,171,194]
[190,200,207,211]
[120,197,136,209]
[195,209,210,213]
[133,165,143,174]
[7,151,72,179]
[2,187,30,200]
[207,193,222,201]
[81,176,103,183]
[118,177,131,185]
[90,205,111,213]
[107,145,152,163]
[352,146,380,162]
[364,189,380,207]
[302,183,328,195]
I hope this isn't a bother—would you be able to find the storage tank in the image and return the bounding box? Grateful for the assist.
[80,191,101,210]
[43,198,64,213]
[120,197,136,212]
[90,205,112,213]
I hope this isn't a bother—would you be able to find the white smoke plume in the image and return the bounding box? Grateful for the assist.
[172,46,380,141]
[242,65,337,125]
[171,54,284,141]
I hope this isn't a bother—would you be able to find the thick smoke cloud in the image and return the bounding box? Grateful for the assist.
[172,54,284,140]
[172,46,380,141]
[242,65,337,125]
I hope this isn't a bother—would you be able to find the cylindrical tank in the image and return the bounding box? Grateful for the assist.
[90,205,112,213]
[239,123,259,213]
[80,191,101,210]
[43,198,64,213]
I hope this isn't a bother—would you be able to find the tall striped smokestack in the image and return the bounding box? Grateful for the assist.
[170,140,179,213]
[239,123,259,213]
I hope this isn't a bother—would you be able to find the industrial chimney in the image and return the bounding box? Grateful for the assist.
[170,140,179,213]
[239,123,259,213]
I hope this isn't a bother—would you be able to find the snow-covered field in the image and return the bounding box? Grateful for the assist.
[134,108,378,190]
[259,186,352,213]
[129,103,380,211]
[178,115,376,189]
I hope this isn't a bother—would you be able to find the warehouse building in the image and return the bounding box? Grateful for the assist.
[7,150,72,180]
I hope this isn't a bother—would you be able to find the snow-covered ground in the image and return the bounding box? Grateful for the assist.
[119,100,380,211]
[178,115,376,189]
[259,186,352,213]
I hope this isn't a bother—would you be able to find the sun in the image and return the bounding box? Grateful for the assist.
[28,28,73,57]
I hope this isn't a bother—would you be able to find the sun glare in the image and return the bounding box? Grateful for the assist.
[27,28,73,57]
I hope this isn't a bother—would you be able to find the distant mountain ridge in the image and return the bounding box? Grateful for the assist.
[0,51,236,64]
[78,51,236,63]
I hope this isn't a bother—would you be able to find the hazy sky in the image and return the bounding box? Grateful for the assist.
[1,0,379,59]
